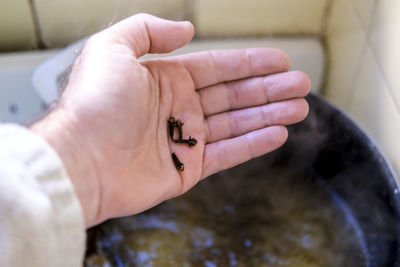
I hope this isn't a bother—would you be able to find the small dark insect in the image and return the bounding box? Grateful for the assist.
[168,116,176,140]
[174,136,197,147]
[175,119,184,140]
[171,153,184,171]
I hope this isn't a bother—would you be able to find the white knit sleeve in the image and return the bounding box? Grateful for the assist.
[0,124,85,267]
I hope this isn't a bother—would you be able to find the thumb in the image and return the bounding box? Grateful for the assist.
[101,13,194,58]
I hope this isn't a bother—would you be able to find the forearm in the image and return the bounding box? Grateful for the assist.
[31,108,100,227]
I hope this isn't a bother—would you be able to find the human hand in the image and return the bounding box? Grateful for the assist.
[32,14,310,227]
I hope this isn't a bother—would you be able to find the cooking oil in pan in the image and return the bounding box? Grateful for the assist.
[85,169,367,267]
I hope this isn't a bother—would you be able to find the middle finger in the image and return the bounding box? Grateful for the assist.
[199,71,310,116]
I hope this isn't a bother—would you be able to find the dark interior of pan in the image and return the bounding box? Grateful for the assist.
[85,94,400,267]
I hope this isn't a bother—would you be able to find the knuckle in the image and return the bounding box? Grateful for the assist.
[228,113,240,137]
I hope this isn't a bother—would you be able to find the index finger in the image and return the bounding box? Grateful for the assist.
[172,48,290,89]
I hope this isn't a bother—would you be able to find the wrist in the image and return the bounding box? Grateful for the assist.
[31,108,100,227]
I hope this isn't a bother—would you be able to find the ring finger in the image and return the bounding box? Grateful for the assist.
[205,98,309,143]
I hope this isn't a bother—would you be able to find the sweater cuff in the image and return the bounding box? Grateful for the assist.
[0,123,85,267]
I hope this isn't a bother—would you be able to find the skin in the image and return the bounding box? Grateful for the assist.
[31,14,310,228]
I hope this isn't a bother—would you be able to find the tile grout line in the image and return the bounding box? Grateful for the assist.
[365,43,400,116]
[27,0,46,49]
[320,0,334,38]
[322,0,363,100]
[345,0,376,109]
[324,0,400,179]
[318,0,334,96]
[361,0,400,116]
[327,0,366,109]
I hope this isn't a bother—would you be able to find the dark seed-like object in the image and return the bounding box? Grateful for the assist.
[175,119,184,140]
[171,153,184,171]
[174,136,197,147]
[168,116,176,140]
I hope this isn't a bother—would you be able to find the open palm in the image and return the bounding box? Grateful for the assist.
[43,14,310,227]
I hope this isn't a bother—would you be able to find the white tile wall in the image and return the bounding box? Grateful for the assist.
[368,0,400,111]
[1,0,329,49]
[325,0,366,110]
[350,0,376,30]
[194,0,328,37]
[34,0,188,47]
[0,1,36,51]
[325,0,400,179]
[348,46,400,176]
